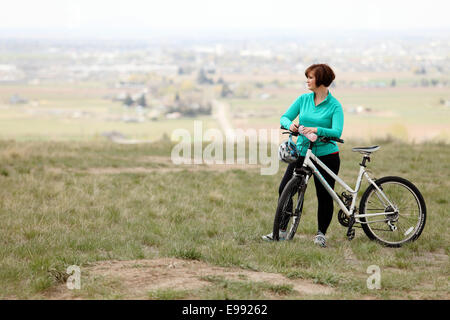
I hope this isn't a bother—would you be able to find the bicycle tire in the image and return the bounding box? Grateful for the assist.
[359,176,426,247]
[272,176,306,241]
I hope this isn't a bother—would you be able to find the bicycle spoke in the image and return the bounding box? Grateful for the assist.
[396,221,417,238]
[398,214,419,222]
[398,209,420,213]
[361,179,424,246]
[395,222,405,233]
[274,177,307,240]
[367,227,392,232]
[368,197,385,208]
[397,219,418,231]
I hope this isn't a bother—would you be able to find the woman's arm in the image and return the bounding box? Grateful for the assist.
[316,104,344,138]
[280,96,302,129]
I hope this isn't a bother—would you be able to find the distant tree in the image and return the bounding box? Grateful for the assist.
[197,69,214,85]
[221,84,233,98]
[136,94,147,107]
[123,93,134,107]
[197,69,206,84]
[414,67,426,75]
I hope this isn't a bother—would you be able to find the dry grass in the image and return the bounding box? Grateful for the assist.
[0,139,448,299]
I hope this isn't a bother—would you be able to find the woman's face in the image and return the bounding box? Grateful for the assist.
[306,72,316,90]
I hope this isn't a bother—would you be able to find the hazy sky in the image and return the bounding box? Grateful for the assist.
[1,0,449,38]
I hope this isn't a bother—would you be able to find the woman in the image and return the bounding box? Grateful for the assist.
[262,63,344,247]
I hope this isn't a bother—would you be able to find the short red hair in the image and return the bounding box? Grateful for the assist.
[305,64,335,87]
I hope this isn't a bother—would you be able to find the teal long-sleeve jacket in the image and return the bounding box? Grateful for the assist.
[280,91,344,156]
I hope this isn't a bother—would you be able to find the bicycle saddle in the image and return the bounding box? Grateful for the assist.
[352,145,380,154]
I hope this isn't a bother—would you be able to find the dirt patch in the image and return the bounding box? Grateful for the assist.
[420,251,448,263]
[45,258,334,299]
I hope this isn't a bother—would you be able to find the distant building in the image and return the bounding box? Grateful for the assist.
[166,112,182,119]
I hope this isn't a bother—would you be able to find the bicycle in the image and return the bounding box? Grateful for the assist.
[273,129,427,247]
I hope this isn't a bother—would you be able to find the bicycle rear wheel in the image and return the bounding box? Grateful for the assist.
[359,176,426,247]
[272,176,306,241]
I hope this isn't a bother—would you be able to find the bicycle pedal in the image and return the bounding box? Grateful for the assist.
[347,229,355,241]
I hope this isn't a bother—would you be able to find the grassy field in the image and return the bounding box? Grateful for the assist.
[1,80,449,143]
[0,82,220,141]
[0,76,448,299]
[0,109,217,142]
[0,138,448,299]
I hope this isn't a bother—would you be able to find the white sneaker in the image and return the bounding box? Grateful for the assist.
[262,230,288,241]
[313,231,327,247]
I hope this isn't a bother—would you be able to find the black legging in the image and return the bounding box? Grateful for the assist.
[278,152,340,235]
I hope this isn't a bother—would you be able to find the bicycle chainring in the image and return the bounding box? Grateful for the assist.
[338,209,350,227]
[337,192,354,227]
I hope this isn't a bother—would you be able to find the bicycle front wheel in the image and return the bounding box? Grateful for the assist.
[359,176,426,247]
[272,176,306,241]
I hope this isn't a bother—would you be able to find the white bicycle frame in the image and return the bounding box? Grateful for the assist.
[300,148,397,223]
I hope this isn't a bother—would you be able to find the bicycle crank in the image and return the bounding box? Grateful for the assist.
[346,216,356,241]
[338,209,350,227]
[347,229,355,240]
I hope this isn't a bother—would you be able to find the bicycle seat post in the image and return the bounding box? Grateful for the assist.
[360,155,371,167]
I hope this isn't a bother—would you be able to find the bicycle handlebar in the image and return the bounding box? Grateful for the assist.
[320,136,345,144]
[281,127,344,144]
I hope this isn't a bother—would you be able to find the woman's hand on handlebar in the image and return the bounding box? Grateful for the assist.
[302,127,317,134]
[289,123,299,132]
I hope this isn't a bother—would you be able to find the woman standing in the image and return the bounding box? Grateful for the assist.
[262,64,344,247]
